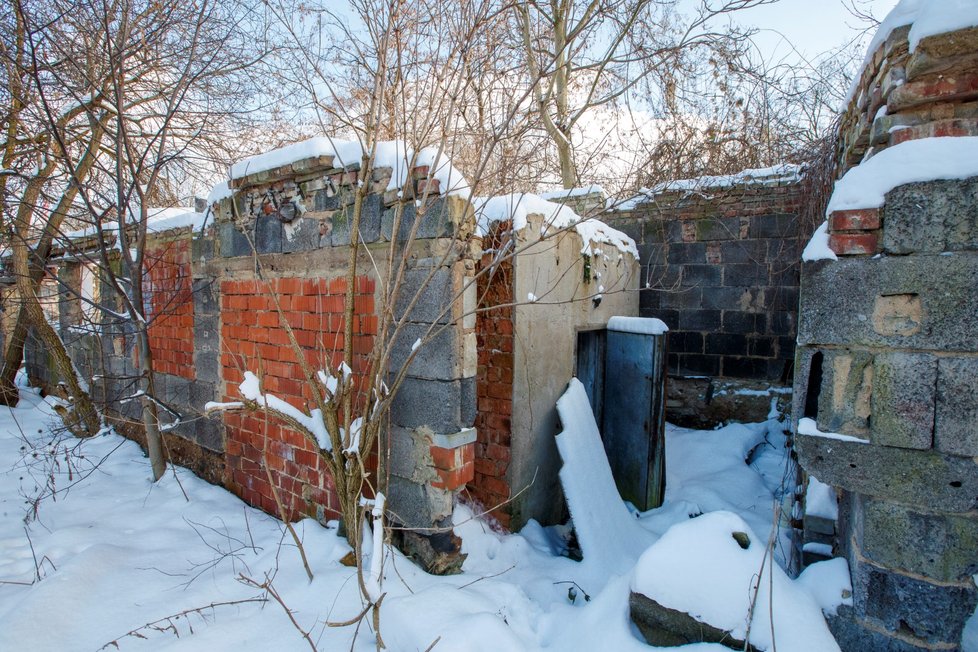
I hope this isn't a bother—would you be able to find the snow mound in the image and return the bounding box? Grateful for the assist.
[827,138,978,214]
[474,193,638,258]
[631,511,840,652]
[796,557,853,617]
[802,221,838,262]
[554,379,653,574]
[229,136,471,199]
[805,476,839,521]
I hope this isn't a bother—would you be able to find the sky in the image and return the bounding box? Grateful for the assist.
[734,0,901,64]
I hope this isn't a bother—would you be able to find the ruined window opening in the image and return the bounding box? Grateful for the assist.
[803,351,823,419]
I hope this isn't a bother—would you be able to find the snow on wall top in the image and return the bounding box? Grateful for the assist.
[615,163,803,211]
[845,0,978,104]
[607,316,668,335]
[801,221,838,262]
[473,193,638,259]
[64,207,205,241]
[228,136,471,199]
[538,185,606,201]
[826,137,978,214]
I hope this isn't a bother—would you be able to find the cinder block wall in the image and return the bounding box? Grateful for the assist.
[794,19,978,651]
[606,176,810,427]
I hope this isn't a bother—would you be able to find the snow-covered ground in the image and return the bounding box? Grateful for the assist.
[0,384,847,651]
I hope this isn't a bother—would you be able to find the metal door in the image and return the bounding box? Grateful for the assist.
[600,328,667,511]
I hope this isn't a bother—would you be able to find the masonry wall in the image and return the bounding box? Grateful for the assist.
[794,20,978,652]
[606,180,809,427]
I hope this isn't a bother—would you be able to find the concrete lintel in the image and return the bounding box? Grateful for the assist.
[430,427,477,450]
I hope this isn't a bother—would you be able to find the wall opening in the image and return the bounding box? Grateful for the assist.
[804,351,824,419]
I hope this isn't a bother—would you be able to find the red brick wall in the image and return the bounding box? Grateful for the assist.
[219,275,376,521]
[144,236,195,379]
[472,227,515,529]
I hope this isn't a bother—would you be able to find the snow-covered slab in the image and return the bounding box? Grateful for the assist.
[555,379,653,574]
[229,137,471,198]
[474,193,638,258]
[827,137,978,214]
[797,417,869,445]
[62,207,204,241]
[606,316,668,335]
[539,185,606,201]
[631,511,840,652]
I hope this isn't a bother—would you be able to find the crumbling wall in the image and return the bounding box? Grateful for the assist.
[794,17,978,652]
[606,172,809,427]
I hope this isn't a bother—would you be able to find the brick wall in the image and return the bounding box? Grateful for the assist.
[472,225,515,528]
[145,235,195,379]
[220,275,376,521]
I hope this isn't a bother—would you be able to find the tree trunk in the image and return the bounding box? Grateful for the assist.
[135,329,167,481]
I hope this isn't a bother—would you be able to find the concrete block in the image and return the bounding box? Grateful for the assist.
[381,202,414,242]
[192,278,219,316]
[849,552,977,644]
[460,376,476,428]
[219,222,252,258]
[798,255,978,351]
[681,264,721,286]
[389,323,460,381]
[194,416,224,452]
[394,267,454,324]
[191,234,214,263]
[390,377,462,433]
[796,433,978,513]
[387,425,434,482]
[255,215,283,254]
[189,380,216,408]
[936,356,978,456]
[386,474,454,530]
[816,349,873,439]
[282,217,321,253]
[415,197,459,240]
[871,352,936,450]
[859,496,978,582]
[883,177,978,254]
[162,374,192,408]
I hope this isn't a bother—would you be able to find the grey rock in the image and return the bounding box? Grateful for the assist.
[255,214,283,254]
[629,592,755,650]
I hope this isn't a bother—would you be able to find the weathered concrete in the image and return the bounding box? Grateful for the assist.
[883,178,978,254]
[935,356,978,456]
[870,352,936,450]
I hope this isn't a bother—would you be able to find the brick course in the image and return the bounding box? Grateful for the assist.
[145,236,195,379]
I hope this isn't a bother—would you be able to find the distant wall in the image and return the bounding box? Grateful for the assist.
[606,173,810,427]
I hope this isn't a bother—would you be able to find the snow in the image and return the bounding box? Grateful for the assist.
[617,164,803,210]
[206,180,233,206]
[632,511,840,652]
[827,138,978,214]
[64,207,204,241]
[806,476,839,521]
[802,221,838,262]
[539,186,606,201]
[796,558,853,617]
[797,417,869,444]
[229,137,471,199]
[474,193,639,259]
[237,371,331,450]
[607,316,668,335]
[554,379,654,573]
[0,380,842,651]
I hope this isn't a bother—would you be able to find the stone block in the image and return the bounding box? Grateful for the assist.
[693,216,740,241]
[393,267,454,324]
[871,352,936,450]
[381,202,414,242]
[796,433,978,513]
[667,242,705,264]
[849,551,977,644]
[194,416,224,452]
[219,222,252,258]
[936,357,978,456]
[162,374,192,408]
[390,376,462,433]
[389,323,460,381]
[460,376,476,428]
[749,213,799,239]
[816,349,873,439]
[722,263,767,287]
[191,234,215,263]
[678,310,721,332]
[859,496,978,582]
[882,177,978,254]
[681,264,721,286]
[255,215,283,254]
[191,278,219,316]
[282,217,322,253]
[718,240,766,264]
[415,197,457,240]
[189,379,216,408]
[387,425,435,483]
[798,255,978,351]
